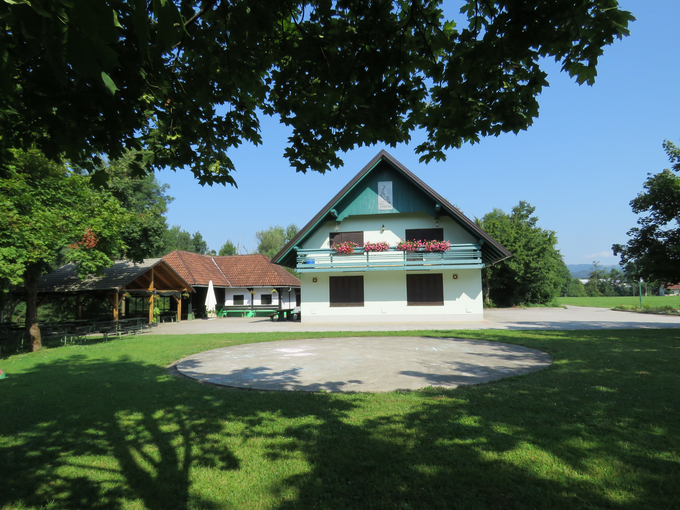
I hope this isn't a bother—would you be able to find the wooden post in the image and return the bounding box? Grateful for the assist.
[148,293,154,324]
[148,268,155,324]
[173,293,182,322]
[113,292,119,321]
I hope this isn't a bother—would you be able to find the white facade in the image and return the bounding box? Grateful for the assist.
[300,269,483,322]
[299,214,483,322]
[223,287,297,308]
[273,151,510,323]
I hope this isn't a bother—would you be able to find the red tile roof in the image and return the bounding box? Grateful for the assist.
[215,254,301,287]
[163,251,300,288]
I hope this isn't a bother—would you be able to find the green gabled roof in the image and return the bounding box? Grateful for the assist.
[273,150,512,267]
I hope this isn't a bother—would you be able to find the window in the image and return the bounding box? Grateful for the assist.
[261,294,272,305]
[233,295,244,306]
[407,274,444,305]
[329,276,364,307]
[330,231,364,247]
[405,228,443,242]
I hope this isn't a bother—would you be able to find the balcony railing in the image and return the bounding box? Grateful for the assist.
[295,245,484,272]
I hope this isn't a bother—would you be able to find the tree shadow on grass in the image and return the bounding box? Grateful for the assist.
[266,330,680,509]
[0,355,242,509]
[1,330,679,509]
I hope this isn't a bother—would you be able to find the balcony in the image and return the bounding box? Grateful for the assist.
[295,245,484,272]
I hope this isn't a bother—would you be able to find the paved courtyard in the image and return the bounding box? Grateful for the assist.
[155,306,680,335]
[167,306,679,393]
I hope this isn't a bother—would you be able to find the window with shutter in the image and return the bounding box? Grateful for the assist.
[405,228,443,242]
[329,276,364,307]
[407,274,444,305]
[330,231,364,246]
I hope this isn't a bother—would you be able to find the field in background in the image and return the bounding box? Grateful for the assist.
[557,295,680,309]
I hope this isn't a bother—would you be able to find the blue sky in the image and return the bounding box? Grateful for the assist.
[155,0,680,265]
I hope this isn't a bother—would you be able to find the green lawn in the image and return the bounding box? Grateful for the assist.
[1,330,679,509]
[557,295,680,309]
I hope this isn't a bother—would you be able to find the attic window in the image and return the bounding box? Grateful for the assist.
[378,181,393,210]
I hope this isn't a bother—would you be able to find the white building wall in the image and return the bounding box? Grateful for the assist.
[300,269,482,322]
[223,287,298,308]
[299,212,484,322]
[304,213,477,251]
[223,288,251,306]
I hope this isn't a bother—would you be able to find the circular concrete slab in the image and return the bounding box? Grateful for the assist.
[176,337,551,393]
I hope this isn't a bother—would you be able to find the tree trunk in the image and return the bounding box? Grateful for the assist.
[482,270,491,305]
[24,271,42,351]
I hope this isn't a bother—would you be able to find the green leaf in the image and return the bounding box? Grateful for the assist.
[112,9,122,29]
[101,72,118,95]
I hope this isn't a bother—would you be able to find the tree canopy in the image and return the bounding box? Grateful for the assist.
[219,240,238,256]
[613,140,680,286]
[1,1,633,185]
[0,149,132,349]
[98,150,172,262]
[478,201,565,307]
[256,224,299,259]
[161,226,213,256]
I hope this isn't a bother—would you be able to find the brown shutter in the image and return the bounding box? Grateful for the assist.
[405,228,443,242]
[330,231,364,246]
[407,274,444,305]
[330,276,364,307]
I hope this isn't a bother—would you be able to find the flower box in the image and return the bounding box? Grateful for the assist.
[333,241,360,255]
[363,241,390,252]
[396,239,451,252]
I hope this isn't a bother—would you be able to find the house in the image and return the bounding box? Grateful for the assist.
[162,251,301,317]
[272,150,511,322]
[661,284,680,296]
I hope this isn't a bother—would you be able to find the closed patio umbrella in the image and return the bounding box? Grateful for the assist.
[205,280,217,317]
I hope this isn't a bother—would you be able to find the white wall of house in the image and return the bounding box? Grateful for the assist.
[300,269,482,322]
[223,288,252,306]
[303,213,478,251]
[222,287,297,308]
[298,213,485,322]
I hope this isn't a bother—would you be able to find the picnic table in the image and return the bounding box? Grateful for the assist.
[269,308,300,321]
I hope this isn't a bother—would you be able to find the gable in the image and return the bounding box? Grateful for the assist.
[333,160,438,220]
[273,150,512,268]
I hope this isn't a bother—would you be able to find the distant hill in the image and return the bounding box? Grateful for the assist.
[567,264,620,279]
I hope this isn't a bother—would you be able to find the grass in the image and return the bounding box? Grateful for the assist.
[1,330,679,509]
[557,295,680,311]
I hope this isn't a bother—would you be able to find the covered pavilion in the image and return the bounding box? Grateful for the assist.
[36,259,193,323]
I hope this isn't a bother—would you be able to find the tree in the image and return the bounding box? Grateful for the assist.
[219,240,238,256]
[1,1,633,185]
[256,224,299,259]
[0,149,132,350]
[563,278,587,298]
[162,226,194,254]
[191,232,210,255]
[477,201,563,307]
[160,226,212,255]
[98,150,172,262]
[613,140,680,286]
